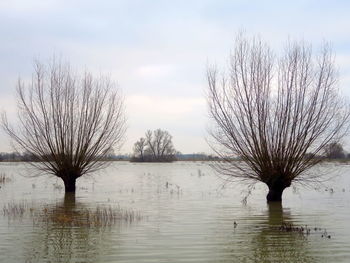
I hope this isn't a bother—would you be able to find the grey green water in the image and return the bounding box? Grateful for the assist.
[0,161,350,262]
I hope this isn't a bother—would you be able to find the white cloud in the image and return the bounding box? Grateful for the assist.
[136,64,175,78]
[1,0,350,154]
[121,95,208,154]
[126,95,205,117]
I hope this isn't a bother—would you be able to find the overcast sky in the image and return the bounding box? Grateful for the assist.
[0,0,350,154]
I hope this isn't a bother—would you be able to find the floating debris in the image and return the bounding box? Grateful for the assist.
[47,206,144,227]
[321,229,331,239]
[277,222,332,239]
[197,169,204,177]
[279,222,308,234]
[0,173,11,184]
[3,201,144,227]
[165,181,182,195]
[3,201,28,218]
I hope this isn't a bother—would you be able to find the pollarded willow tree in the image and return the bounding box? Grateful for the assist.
[2,60,126,192]
[207,35,350,202]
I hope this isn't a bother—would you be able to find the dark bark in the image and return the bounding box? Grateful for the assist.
[266,179,291,202]
[267,187,285,202]
[62,176,77,192]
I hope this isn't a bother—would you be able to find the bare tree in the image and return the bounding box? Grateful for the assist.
[133,137,146,161]
[323,142,345,159]
[207,35,350,202]
[132,129,176,162]
[2,60,126,192]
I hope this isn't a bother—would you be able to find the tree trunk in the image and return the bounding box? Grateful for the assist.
[266,186,285,202]
[266,179,290,202]
[62,177,76,192]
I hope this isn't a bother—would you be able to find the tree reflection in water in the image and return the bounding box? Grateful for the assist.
[23,193,118,263]
[247,203,315,263]
[219,203,316,263]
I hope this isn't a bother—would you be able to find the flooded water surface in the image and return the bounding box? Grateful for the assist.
[0,161,350,262]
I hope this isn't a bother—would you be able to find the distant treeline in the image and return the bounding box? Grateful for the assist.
[1,151,348,162]
[0,152,37,162]
[176,153,220,161]
[130,153,220,162]
[0,152,220,162]
[0,152,129,162]
[130,155,176,162]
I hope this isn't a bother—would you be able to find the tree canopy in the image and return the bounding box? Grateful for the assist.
[132,129,177,162]
[2,60,126,192]
[207,35,350,202]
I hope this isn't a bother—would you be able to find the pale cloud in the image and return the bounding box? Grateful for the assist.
[0,0,59,13]
[0,0,350,153]
[127,95,205,117]
[123,95,208,153]
[136,64,176,79]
